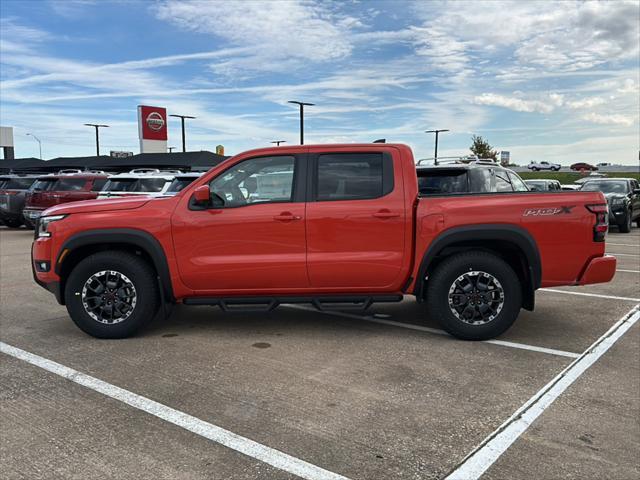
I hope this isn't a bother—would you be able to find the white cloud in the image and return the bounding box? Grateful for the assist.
[581,112,635,127]
[473,93,556,113]
[154,0,360,74]
[565,97,606,109]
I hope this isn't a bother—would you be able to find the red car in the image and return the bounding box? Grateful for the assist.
[32,144,615,340]
[23,172,108,228]
[570,162,598,172]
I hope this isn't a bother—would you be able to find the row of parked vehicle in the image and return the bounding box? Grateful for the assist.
[524,177,640,233]
[0,169,202,228]
[526,160,606,172]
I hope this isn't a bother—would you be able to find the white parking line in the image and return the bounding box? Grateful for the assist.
[540,289,640,302]
[608,252,640,257]
[607,243,640,247]
[0,342,350,480]
[444,305,639,480]
[285,305,580,359]
[617,269,640,274]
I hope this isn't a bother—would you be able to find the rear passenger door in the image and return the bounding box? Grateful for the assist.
[305,149,406,289]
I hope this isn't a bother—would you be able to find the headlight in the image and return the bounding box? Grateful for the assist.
[37,214,67,238]
[610,197,625,206]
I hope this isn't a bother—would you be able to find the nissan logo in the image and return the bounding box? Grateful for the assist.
[146,112,165,131]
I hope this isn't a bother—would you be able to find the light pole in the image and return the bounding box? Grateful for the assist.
[168,147,176,153]
[425,129,449,165]
[271,140,286,146]
[26,133,42,159]
[169,114,196,152]
[288,101,314,145]
[84,124,109,156]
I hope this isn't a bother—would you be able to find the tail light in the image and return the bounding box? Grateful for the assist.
[586,204,608,242]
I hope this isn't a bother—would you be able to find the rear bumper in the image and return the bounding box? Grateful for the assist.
[578,255,617,285]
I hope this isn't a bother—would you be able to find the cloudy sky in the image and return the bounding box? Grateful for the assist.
[1,0,638,164]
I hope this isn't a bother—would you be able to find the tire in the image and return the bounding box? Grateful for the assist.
[531,167,538,171]
[64,251,160,338]
[618,211,632,233]
[3,218,22,228]
[425,251,522,340]
[553,167,560,171]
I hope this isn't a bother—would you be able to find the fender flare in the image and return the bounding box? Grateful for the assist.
[55,228,175,302]
[413,224,541,305]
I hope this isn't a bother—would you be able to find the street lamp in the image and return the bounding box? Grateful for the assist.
[425,129,449,165]
[26,133,42,159]
[84,124,109,156]
[271,140,286,146]
[168,147,176,153]
[169,114,196,152]
[288,101,314,145]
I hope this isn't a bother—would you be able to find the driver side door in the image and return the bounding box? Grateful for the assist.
[172,154,308,293]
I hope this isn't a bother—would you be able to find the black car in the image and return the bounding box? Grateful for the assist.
[416,160,529,195]
[0,175,40,228]
[580,178,640,233]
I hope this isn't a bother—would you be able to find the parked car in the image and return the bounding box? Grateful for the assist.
[97,169,180,199]
[524,179,562,192]
[570,162,598,172]
[0,175,39,227]
[561,184,579,191]
[527,161,561,171]
[23,172,108,228]
[165,172,204,195]
[33,143,615,341]
[580,178,640,233]
[416,160,529,195]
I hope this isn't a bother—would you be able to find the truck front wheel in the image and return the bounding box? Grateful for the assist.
[64,251,160,338]
[425,251,522,340]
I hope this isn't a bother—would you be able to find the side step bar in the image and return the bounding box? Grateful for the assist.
[182,294,403,313]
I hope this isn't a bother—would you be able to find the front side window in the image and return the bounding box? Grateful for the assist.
[167,177,197,193]
[316,153,390,201]
[210,156,295,207]
[103,179,136,192]
[91,179,108,191]
[138,178,167,192]
[493,170,513,192]
[31,179,56,191]
[508,172,529,192]
[5,178,36,190]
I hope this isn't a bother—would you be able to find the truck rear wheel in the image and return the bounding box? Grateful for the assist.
[425,251,522,340]
[64,251,160,338]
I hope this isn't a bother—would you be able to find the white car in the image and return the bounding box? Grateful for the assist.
[97,169,181,199]
[527,161,561,171]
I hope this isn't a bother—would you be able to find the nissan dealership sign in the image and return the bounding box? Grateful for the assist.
[137,105,167,153]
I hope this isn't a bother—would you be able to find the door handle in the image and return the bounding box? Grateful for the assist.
[274,212,301,222]
[373,209,400,219]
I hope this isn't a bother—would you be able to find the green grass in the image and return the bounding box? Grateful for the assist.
[518,171,640,184]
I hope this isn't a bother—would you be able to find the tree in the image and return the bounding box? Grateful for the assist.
[470,135,498,161]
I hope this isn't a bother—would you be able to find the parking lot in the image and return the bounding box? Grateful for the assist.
[1,226,638,480]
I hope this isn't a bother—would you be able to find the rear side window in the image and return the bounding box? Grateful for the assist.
[508,172,529,192]
[91,179,108,191]
[54,178,87,191]
[138,178,167,192]
[468,169,492,192]
[418,170,468,195]
[316,153,392,201]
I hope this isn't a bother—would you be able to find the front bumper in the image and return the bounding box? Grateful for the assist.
[578,255,617,285]
[32,236,64,304]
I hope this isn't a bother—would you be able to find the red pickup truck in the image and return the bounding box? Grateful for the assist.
[32,144,616,340]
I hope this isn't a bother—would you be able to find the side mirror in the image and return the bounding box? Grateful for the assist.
[193,184,210,204]
[633,189,640,195]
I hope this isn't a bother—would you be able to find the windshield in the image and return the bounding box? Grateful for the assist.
[417,170,468,195]
[581,181,628,194]
[166,177,197,193]
[53,178,87,191]
[103,177,167,193]
[4,178,36,190]
[30,179,57,191]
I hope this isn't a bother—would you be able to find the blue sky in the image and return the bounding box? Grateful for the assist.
[0,0,638,164]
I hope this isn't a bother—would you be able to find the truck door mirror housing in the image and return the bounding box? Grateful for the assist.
[193,184,211,204]
[633,188,640,195]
